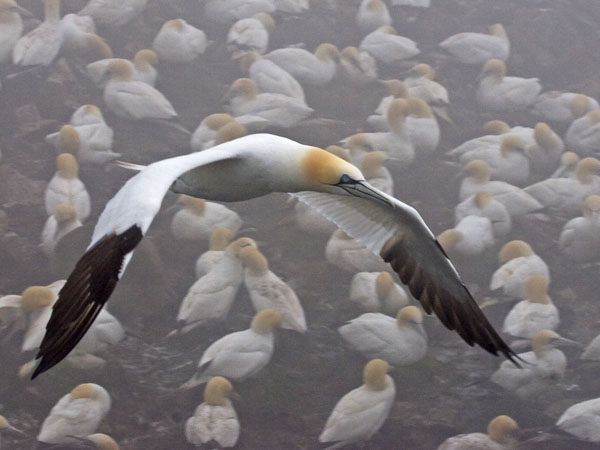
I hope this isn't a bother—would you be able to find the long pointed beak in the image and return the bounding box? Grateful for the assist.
[343,180,394,207]
[555,337,582,348]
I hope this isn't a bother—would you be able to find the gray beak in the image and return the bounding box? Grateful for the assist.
[555,337,582,348]
[343,180,394,207]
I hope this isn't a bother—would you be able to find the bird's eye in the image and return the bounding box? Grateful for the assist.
[338,174,353,184]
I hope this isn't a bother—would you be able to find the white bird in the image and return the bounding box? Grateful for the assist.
[85,50,158,88]
[361,151,393,195]
[556,398,600,443]
[448,120,535,158]
[565,110,600,157]
[240,246,306,333]
[177,238,256,332]
[78,0,147,27]
[170,195,242,241]
[240,51,305,101]
[437,415,519,450]
[349,271,409,314]
[59,14,108,56]
[41,204,82,256]
[502,275,558,339]
[359,25,420,65]
[326,229,390,273]
[490,240,550,299]
[37,383,111,444]
[367,80,408,131]
[226,77,313,128]
[437,216,494,257]
[477,59,542,112]
[18,283,65,353]
[405,97,439,155]
[185,377,240,448]
[264,43,339,86]
[31,133,519,378]
[559,194,600,262]
[319,359,395,448]
[454,191,511,237]
[0,0,24,64]
[339,306,427,365]
[191,114,253,151]
[195,227,234,278]
[551,152,580,178]
[440,24,509,65]
[227,12,274,58]
[356,0,391,34]
[12,0,62,66]
[531,92,599,124]
[179,309,281,389]
[152,19,207,63]
[403,64,450,113]
[45,153,91,222]
[204,0,275,25]
[526,122,564,175]
[339,46,378,85]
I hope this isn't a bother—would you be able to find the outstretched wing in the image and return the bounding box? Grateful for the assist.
[295,187,520,365]
[32,149,241,379]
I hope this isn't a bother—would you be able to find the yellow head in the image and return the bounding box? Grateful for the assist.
[209,227,233,251]
[203,376,233,406]
[375,272,394,300]
[228,78,258,100]
[583,194,600,216]
[487,415,518,444]
[363,358,389,391]
[361,151,387,177]
[20,286,54,311]
[0,415,8,430]
[473,191,492,208]
[412,63,434,80]
[481,59,506,80]
[58,125,80,154]
[559,151,579,168]
[406,97,433,118]
[325,145,351,162]
[43,0,60,20]
[533,122,555,149]
[239,246,268,275]
[81,104,101,117]
[164,18,184,32]
[575,157,600,183]
[396,305,423,327]
[526,275,549,304]
[86,433,120,450]
[498,240,533,262]
[214,121,246,145]
[106,59,133,81]
[204,113,235,131]
[134,49,158,67]
[70,383,95,400]
[587,110,600,123]
[380,25,397,35]
[54,203,77,223]
[314,43,339,61]
[254,12,275,32]
[384,79,407,98]
[301,147,364,189]
[569,94,590,118]
[56,152,79,178]
[531,329,560,355]
[386,98,407,131]
[239,51,260,72]
[488,23,507,38]
[178,195,205,213]
[499,135,525,157]
[250,308,281,334]
[436,228,461,251]
[367,0,386,11]
[225,237,257,257]
[483,120,510,135]
[87,34,113,58]
[464,159,491,182]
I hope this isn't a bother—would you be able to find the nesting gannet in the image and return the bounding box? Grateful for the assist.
[349,271,409,314]
[437,415,518,450]
[18,283,65,352]
[491,329,575,398]
[195,227,234,277]
[177,238,256,333]
[319,359,395,448]
[565,110,600,157]
[78,0,147,27]
[240,51,305,101]
[240,246,307,333]
[406,97,439,155]
[227,12,274,58]
[31,134,519,378]
[103,59,177,120]
[179,309,281,389]
[339,46,378,85]
[531,92,599,123]
[356,0,391,33]
[526,122,564,175]
[0,0,25,64]
[170,195,242,241]
[403,64,450,112]
[185,377,240,447]
[59,14,110,58]
[559,194,600,262]
[204,0,275,25]
[437,216,494,257]
[339,306,427,365]
[440,24,509,65]
[477,59,542,112]
[152,19,207,63]
[490,240,550,299]
[361,151,393,195]
[551,152,580,178]
[459,160,543,217]
[502,275,558,339]
[86,51,157,88]
[264,43,338,86]
[191,113,235,151]
[210,120,247,148]
[45,153,91,221]
[367,80,408,131]
[226,78,313,128]
[448,120,535,158]
[326,229,390,273]
[12,0,62,66]
[556,398,600,443]
[454,192,511,237]
[524,157,600,216]
[359,25,420,65]
[37,383,111,444]
[41,204,82,256]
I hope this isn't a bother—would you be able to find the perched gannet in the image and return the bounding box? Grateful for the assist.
[170,195,242,241]
[459,160,543,217]
[565,110,600,157]
[339,46,378,85]
[195,227,234,277]
[551,151,580,178]
[437,216,494,257]
[37,383,111,444]
[490,240,550,299]
[177,238,256,333]
[204,0,275,24]
[185,377,240,448]
[449,120,535,157]
[227,12,274,58]
[45,153,91,221]
[0,0,25,64]
[367,80,408,131]
[191,114,235,151]
[524,157,600,216]
[356,0,391,33]
[78,0,147,27]
[359,25,420,65]
[339,306,427,365]
[152,19,207,63]
[406,97,439,155]
[403,64,450,112]
[12,0,62,66]
[477,59,542,112]
[502,275,558,339]
[526,122,564,174]
[361,151,393,195]
[440,24,509,65]
[344,133,375,164]
[226,78,313,128]
[41,204,82,256]
[559,194,600,262]
[437,415,519,450]
[531,92,599,124]
[319,359,395,448]
[240,51,305,101]
[132,49,158,86]
[454,191,511,237]
[264,43,339,86]
[179,309,281,389]
[59,14,111,57]
[326,229,390,273]
[349,271,409,314]
[32,134,518,378]
[103,59,177,120]
[240,246,307,333]
[556,398,600,443]
[19,283,65,352]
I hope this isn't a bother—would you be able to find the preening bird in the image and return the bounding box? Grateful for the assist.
[31,134,517,379]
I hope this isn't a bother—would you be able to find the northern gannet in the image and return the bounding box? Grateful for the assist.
[12,0,62,66]
[170,195,242,241]
[31,134,518,378]
[226,12,274,58]
[41,204,82,256]
[437,415,518,450]
[78,0,147,27]
[204,0,275,25]
[0,0,25,64]
[454,191,511,237]
[360,151,393,195]
[406,97,440,155]
[45,153,91,222]
[403,64,449,112]
[339,46,378,85]
[565,109,600,157]
[437,215,494,257]
[440,24,509,65]
[349,271,410,314]
[264,43,339,86]
[559,194,600,262]
[556,398,600,443]
[240,51,305,101]
[356,0,391,34]
[531,92,599,124]
[526,122,564,175]
[195,227,234,277]
[367,80,408,131]
[359,25,420,65]
[152,19,207,63]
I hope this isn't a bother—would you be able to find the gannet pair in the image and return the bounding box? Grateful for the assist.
[86,50,158,88]
[31,133,518,379]
[531,91,599,124]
